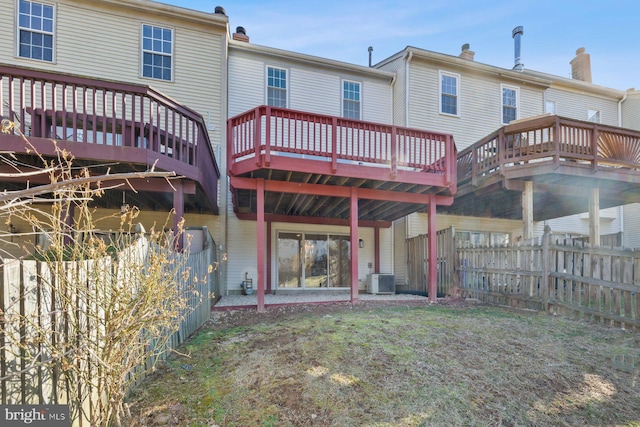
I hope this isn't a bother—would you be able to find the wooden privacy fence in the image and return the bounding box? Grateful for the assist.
[405,226,456,296]
[457,226,640,331]
[0,233,216,425]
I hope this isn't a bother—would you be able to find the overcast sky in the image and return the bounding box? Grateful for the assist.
[160,0,639,91]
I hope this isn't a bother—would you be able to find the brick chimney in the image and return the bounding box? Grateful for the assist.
[570,47,592,83]
[459,43,475,61]
[232,26,249,42]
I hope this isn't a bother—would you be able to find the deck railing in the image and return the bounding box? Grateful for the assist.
[0,64,219,188]
[457,114,640,184]
[228,105,456,183]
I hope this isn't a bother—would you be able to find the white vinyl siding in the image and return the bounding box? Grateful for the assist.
[407,60,544,149]
[17,0,54,62]
[542,87,619,126]
[501,84,519,124]
[623,204,640,248]
[439,70,459,116]
[621,92,640,131]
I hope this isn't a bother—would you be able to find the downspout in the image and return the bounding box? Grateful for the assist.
[618,93,627,246]
[405,50,413,128]
[618,93,627,127]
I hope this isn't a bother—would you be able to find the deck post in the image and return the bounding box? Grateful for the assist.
[266,220,272,294]
[589,187,600,247]
[257,178,266,312]
[350,187,359,303]
[427,194,437,302]
[522,181,534,241]
[173,180,184,251]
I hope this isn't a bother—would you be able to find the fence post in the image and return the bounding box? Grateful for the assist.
[541,225,551,312]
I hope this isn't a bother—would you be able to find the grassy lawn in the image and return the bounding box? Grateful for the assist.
[128,302,640,427]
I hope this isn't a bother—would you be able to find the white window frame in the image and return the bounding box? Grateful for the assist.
[439,71,460,116]
[16,0,55,62]
[587,109,600,123]
[141,23,174,82]
[266,66,288,108]
[501,84,520,124]
[342,79,361,120]
[544,100,556,115]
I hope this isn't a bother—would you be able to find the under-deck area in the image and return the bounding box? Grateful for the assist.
[228,106,458,310]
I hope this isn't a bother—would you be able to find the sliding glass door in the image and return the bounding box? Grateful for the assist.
[277,232,350,289]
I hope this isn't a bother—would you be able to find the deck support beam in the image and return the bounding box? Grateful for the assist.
[428,194,437,302]
[522,181,534,241]
[589,187,600,247]
[350,187,359,303]
[257,178,266,312]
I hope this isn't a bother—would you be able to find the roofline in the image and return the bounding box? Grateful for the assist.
[229,39,395,81]
[377,46,626,98]
[78,0,229,29]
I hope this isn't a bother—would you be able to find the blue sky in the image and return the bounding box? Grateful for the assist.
[161,0,639,91]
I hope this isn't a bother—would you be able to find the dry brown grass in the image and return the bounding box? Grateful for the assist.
[127,301,640,427]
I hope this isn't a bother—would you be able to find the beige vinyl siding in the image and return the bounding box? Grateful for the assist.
[544,87,618,125]
[407,60,545,149]
[621,91,640,130]
[377,57,406,126]
[289,68,340,116]
[392,218,407,286]
[362,79,392,124]
[229,47,392,122]
[228,53,266,116]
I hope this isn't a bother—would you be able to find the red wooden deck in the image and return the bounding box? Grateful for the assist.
[227,105,457,223]
[446,114,640,220]
[0,64,219,214]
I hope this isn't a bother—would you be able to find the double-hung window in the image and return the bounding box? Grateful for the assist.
[342,80,361,120]
[440,71,459,116]
[142,24,173,81]
[501,84,519,124]
[18,0,54,62]
[587,109,600,123]
[267,66,287,107]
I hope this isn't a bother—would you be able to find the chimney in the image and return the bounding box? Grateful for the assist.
[512,26,524,71]
[214,6,226,15]
[368,46,373,67]
[459,43,475,61]
[570,47,592,83]
[233,26,249,42]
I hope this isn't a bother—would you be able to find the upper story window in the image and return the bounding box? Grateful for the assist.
[587,109,600,123]
[267,66,287,107]
[342,80,361,120]
[142,24,173,81]
[545,100,556,115]
[18,0,54,62]
[501,84,519,124]
[439,71,459,116]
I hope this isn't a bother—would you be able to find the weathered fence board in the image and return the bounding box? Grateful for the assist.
[0,233,216,425]
[453,228,640,331]
[405,226,456,296]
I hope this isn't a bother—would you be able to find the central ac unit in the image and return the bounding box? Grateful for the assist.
[367,273,395,294]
